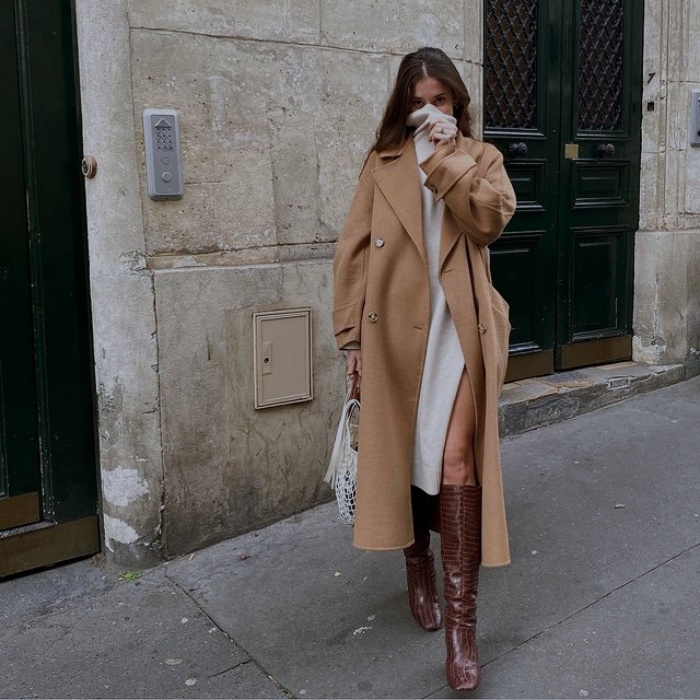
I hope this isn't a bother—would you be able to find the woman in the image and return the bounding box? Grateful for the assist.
[333,47,516,691]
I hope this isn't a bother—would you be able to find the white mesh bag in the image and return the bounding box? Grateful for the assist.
[324,382,360,526]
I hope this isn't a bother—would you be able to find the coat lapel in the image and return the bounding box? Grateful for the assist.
[372,141,425,262]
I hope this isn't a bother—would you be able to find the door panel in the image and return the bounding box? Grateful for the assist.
[490,233,549,348]
[485,0,561,380]
[20,0,99,524]
[557,0,642,368]
[572,162,630,207]
[484,0,643,378]
[0,0,42,514]
[508,161,547,211]
[570,228,624,337]
[0,0,99,577]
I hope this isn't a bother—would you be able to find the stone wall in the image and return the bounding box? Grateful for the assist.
[635,0,700,370]
[75,1,163,566]
[77,0,485,563]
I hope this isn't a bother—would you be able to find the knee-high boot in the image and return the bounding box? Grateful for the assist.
[403,487,442,631]
[440,484,482,691]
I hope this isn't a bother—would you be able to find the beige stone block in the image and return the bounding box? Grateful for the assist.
[636,230,700,364]
[677,149,688,217]
[131,31,286,155]
[265,43,387,243]
[656,231,690,353]
[131,31,391,250]
[387,53,405,91]
[268,108,322,245]
[686,85,700,216]
[682,214,700,230]
[664,149,681,227]
[666,0,688,82]
[687,0,700,82]
[142,177,276,256]
[640,107,660,156]
[640,59,662,155]
[687,233,700,352]
[463,0,482,64]
[642,0,662,81]
[131,31,282,254]
[643,1,668,158]
[638,150,660,231]
[665,81,688,152]
[154,261,342,555]
[321,0,464,56]
[633,231,668,364]
[683,148,700,214]
[633,231,659,338]
[460,60,483,137]
[312,50,389,236]
[127,0,320,44]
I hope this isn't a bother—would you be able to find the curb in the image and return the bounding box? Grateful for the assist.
[499,361,688,436]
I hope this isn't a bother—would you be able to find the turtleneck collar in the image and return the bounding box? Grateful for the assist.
[406,103,457,136]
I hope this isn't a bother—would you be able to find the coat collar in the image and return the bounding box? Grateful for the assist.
[372,135,470,271]
[372,139,425,262]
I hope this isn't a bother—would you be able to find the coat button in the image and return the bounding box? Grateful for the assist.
[368,313,378,323]
[428,184,438,194]
[374,238,385,247]
[477,323,487,334]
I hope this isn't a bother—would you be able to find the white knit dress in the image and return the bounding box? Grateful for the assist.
[407,106,466,496]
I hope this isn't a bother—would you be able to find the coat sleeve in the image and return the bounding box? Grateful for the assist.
[420,139,516,247]
[333,157,374,350]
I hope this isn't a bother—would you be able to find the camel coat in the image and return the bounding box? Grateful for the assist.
[333,134,516,567]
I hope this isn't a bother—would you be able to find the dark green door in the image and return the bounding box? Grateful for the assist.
[0,0,99,577]
[484,0,643,380]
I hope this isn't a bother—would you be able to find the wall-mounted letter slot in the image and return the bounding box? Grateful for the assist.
[690,89,700,147]
[143,108,184,199]
[253,309,313,409]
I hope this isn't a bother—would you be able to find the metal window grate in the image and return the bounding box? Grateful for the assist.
[577,0,624,131]
[485,0,539,130]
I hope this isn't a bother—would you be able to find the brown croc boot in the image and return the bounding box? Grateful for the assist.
[403,487,442,631]
[440,484,482,691]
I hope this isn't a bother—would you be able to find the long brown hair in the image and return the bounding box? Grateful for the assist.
[370,47,473,154]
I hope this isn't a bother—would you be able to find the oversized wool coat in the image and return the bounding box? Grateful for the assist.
[333,134,517,567]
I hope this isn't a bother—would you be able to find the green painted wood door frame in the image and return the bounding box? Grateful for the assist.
[0,0,99,577]
[484,0,644,380]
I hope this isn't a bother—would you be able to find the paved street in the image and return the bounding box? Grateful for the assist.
[2,375,699,699]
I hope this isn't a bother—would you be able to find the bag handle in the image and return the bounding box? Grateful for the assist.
[348,371,361,401]
[323,381,360,488]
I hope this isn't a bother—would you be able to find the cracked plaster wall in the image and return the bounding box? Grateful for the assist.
[76,0,486,562]
[75,0,163,567]
[635,0,700,370]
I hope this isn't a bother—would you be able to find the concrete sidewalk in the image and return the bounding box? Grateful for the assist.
[2,375,699,699]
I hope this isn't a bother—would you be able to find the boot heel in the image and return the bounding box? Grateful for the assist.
[404,535,442,631]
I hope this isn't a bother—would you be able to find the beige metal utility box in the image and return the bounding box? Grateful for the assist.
[253,308,313,409]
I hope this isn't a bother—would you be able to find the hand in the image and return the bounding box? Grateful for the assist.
[346,349,362,380]
[429,119,457,147]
